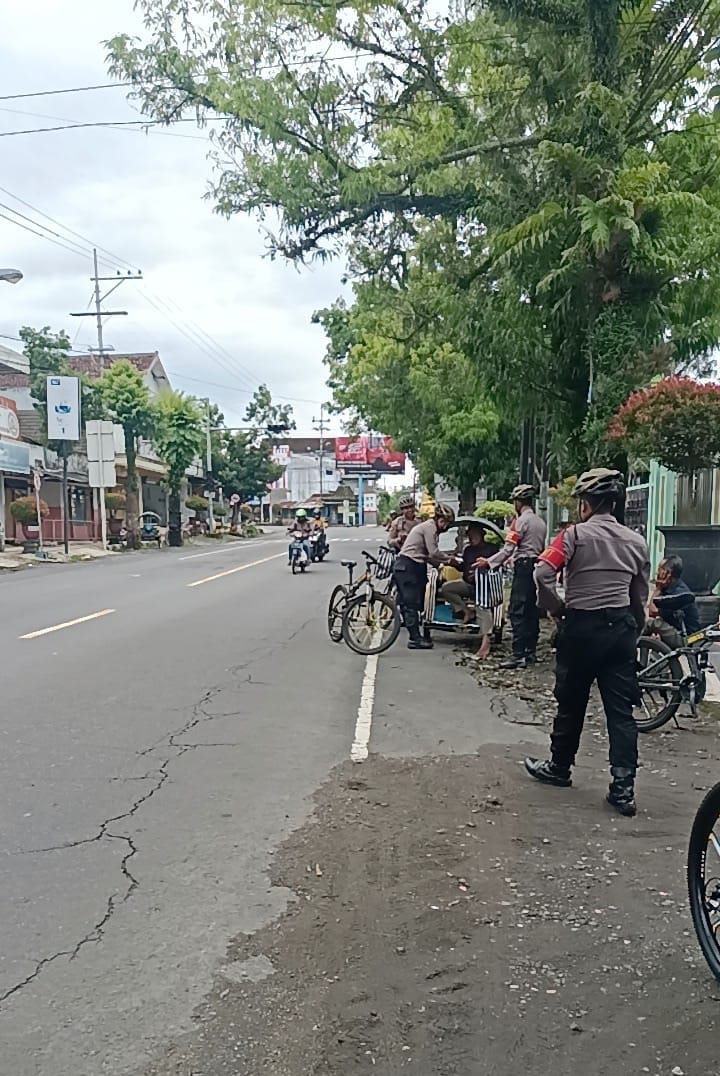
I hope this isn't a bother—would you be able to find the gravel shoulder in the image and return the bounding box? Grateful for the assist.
[139,627,720,1076]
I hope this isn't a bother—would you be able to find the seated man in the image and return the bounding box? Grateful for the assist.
[646,554,700,648]
[287,509,312,564]
[440,522,498,658]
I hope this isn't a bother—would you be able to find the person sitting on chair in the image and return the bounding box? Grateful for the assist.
[440,522,497,658]
[646,554,700,649]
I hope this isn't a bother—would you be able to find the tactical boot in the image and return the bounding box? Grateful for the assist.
[524,757,572,787]
[607,768,637,817]
[408,638,433,650]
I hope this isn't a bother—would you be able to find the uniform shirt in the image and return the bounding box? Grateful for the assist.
[488,507,547,569]
[399,518,445,567]
[387,514,420,550]
[534,512,650,628]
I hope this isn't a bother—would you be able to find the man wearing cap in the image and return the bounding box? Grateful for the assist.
[393,503,456,649]
[474,484,547,669]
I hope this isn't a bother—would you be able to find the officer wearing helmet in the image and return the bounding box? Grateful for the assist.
[393,502,456,649]
[525,468,650,817]
[474,483,547,669]
[387,494,420,551]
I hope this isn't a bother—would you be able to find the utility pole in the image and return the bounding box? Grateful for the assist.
[312,404,329,495]
[70,250,143,545]
[204,398,215,534]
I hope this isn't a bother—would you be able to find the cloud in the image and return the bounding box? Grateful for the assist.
[0,0,346,429]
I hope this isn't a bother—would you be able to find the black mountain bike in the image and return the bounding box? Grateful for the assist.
[635,612,720,732]
[327,546,400,655]
[689,782,720,981]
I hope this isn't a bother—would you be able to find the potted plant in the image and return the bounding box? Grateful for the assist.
[10,495,49,553]
[186,494,208,536]
[105,491,126,537]
[609,377,720,602]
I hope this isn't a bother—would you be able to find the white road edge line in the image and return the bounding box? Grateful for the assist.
[187,552,285,587]
[178,540,278,561]
[350,652,379,763]
[20,608,116,640]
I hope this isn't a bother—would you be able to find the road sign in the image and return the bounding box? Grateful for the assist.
[230,493,241,505]
[33,469,42,492]
[363,493,377,512]
[86,420,117,488]
[46,376,81,441]
[0,394,20,440]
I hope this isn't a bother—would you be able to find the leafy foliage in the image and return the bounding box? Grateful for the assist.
[100,361,157,545]
[154,391,205,545]
[608,377,720,476]
[9,496,48,524]
[20,326,104,447]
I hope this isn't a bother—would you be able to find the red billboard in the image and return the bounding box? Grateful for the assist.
[335,435,406,474]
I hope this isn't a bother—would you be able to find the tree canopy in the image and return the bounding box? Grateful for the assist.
[109,1,720,483]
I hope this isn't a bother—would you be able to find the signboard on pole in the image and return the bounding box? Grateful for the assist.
[47,376,81,441]
[363,493,378,512]
[335,435,405,475]
[0,395,20,440]
[86,420,116,488]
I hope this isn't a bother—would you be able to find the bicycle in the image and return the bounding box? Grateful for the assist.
[635,612,720,732]
[327,546,401,655]
[688,781,720,981]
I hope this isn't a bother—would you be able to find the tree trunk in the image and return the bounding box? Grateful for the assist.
[124,430,140,549]
[459,485,476,515]
[168,489,182,546]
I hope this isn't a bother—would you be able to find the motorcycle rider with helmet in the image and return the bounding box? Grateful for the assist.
[310,507,328,559]
[393,502,456,649]
[287,508,312,565]
[387,494,420,551]
[525,468,650,817]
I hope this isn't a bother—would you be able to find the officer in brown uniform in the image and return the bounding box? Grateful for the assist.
[525,468,650,817]
[387,494,420,551]
[474,484,547,669]
[393,503,455,649]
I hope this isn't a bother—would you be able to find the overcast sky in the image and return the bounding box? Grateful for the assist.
[0,1,346,432]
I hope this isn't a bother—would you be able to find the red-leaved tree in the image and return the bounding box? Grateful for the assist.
[608,377,720,477]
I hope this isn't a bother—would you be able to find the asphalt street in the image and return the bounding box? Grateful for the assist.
[0,527,395,1075]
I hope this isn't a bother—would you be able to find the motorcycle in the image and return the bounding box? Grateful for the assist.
[310,528,328,562]
[139,511,162,548]
[289,530,310,574]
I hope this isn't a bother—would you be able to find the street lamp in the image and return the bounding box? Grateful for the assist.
[0,268,23,284]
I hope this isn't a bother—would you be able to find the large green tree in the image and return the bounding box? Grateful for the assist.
[100,361,157,547]
[109,1,720,474]
[154,391,205,546]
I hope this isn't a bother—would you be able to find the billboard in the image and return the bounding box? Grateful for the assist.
[0,394,20,440]
[47,376,81,441]
[335,435,405,474]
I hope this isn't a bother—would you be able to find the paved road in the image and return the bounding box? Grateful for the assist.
[0,527,394,1075]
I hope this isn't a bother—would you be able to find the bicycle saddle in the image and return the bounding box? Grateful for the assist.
[341,560,357,569]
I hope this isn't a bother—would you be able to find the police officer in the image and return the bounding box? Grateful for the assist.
[525,468,650,817]
[387,494,420,551]
[393,503,455,649]
[474,484,547,669]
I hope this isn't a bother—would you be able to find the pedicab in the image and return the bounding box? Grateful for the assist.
[422,516,507,642]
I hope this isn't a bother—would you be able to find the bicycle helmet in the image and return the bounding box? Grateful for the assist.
[295,508,308,518]
[572,468,624,499]
[434,502,456,523]
[398,494,415,510]
[510,483,536,502]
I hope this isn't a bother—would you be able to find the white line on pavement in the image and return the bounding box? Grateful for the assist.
[20,608,116,640]
[350,652,379,763]
[178,540,278,561]
[187,552,285,587]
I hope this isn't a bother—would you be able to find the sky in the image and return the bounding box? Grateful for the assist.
[0,1,347,432]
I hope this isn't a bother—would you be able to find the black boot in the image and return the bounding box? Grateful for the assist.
[405,610,433,650]
[607,768,637,817]
[524,757,572,787]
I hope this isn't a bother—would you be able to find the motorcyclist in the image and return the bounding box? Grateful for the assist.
[525,468,650,817]
[310,507,328,557]
[288,508,312,564]
[387,494,420,551]
[393,502,456,650]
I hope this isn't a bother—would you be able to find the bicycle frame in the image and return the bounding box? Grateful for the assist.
[639,625,720,714]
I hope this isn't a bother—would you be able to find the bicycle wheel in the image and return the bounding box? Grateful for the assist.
[635,636,683,732]
[688,783,720,982]
[341,592,401,655]
[327,584,347,643]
